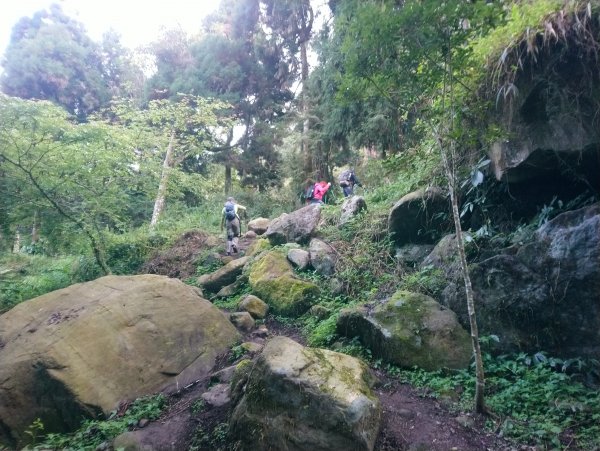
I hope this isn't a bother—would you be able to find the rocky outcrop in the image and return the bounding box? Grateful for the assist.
[388,187,449,246]
[247,218,271,235]
[265,204,321,245]
[438,203,600,356]
[0,275,240,447]
[337,291,472,371]
[340,195,367,224]
[309,238,337,276]
[229,336,381,451]
[198,256,249,293]
[248,250,319,316]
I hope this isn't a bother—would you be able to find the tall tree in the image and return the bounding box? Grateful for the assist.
[110,95,231,229]
[1,4,109,121]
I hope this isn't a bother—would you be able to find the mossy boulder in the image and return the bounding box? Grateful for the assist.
[337,291,471,371]
[248,250,319,316]
[0,275,240,448]
[246,238,272,257]
[238,294,269,319]
[229,336,381,451]
[198,256,249,293]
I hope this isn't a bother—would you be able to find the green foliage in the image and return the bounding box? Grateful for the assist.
[190,422,229,451]
[229,344,247,363]
[398,266,445,298]
[397,352,600,448]
[190,399,206,415]
[34,394,166,450]
[0,254,80,312]
[104,231,167,275]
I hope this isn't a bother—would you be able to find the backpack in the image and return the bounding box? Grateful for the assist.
[224,201,236,221]
[339,170,352,187]
[305,184,315,200]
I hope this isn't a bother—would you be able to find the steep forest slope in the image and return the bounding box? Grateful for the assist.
[1,1,600,450]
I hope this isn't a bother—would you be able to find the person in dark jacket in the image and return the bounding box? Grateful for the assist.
[339,168,362,197]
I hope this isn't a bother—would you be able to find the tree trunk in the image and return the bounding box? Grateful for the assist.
[225,165,232,194]
[150,130,176,230]
[438,135,486,414]
[31,210,39,244]
[12,230,21,253]
[301,39,312,177]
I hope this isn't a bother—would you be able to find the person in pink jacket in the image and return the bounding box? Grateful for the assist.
[311,181,331,204]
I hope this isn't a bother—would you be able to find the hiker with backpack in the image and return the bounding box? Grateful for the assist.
[220,197,247,256]
[339,168,362,197]
[311,181,331,204]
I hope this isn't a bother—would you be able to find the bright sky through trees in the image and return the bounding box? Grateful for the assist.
[0,0,220,59]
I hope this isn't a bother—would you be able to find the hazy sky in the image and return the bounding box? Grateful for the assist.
[0,0,220,56]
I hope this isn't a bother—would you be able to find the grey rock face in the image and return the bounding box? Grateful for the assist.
[265,204,321,245]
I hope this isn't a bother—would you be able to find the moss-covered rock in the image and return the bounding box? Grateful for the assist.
[238,294,269,319]
[337,291,471,371]
[245,238,272,257]
[0,275,240,448]
[229,336,381,451]
[248,250,319,316]
[197,256,249,293]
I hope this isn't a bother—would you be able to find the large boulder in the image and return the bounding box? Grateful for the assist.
[340,195,367,225]
[248,250,319,316]
[0,275,240,447]
[337,291,472,371]
[229,336,381,451]
[388,187,449,246]
[308,238,337,276]
[198,256,249,293]
[247,217,271,235]
[439,203,600,357]
[265,204,321,246]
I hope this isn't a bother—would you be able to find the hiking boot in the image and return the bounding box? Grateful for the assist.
[232,245,238,254]
[226,252,231,256]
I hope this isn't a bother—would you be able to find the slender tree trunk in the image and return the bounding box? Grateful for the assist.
[31,210,39,244]
[441,143,486,413]
[434,31,486,414]
[225,165,232,194]
[150,130,176,230]
[301,40,312,177]
[12,230,21,253]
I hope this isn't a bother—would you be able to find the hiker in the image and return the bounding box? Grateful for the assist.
[220,197,247,256]
[339,168,362,197]
[304,179,316,204]
[311,181,331,204]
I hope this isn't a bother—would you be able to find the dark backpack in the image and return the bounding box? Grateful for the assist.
[339,170,352,187]
[224,202,236,220]
[305,184,315,200]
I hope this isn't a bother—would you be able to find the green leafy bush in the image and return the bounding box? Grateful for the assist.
[397,352,600,449]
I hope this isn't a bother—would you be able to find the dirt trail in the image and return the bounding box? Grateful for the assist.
[137,230,525,450]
